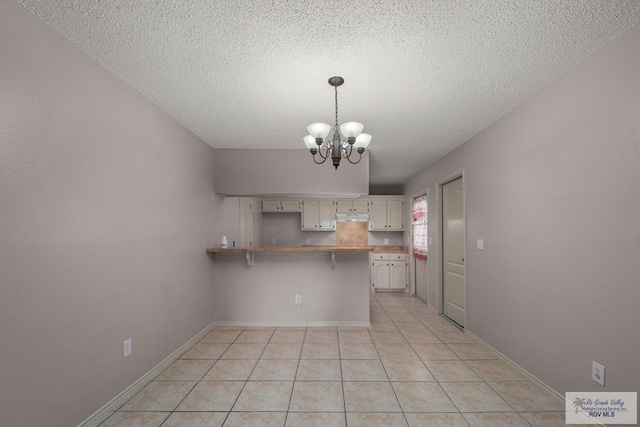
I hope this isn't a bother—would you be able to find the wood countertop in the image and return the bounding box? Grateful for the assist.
[206,246,407,253]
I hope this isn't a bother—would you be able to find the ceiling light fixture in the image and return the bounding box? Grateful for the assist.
[303,76,371,170]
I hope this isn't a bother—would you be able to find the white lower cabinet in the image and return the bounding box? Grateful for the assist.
[370,253,407,291]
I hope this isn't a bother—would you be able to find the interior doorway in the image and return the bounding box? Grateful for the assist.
[411,193,428,303]
[441,175,465,328]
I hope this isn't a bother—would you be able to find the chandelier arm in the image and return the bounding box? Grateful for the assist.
[311,144,330,164]
[344,150,363,164]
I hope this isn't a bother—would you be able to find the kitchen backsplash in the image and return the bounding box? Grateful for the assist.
[260,213,404,247]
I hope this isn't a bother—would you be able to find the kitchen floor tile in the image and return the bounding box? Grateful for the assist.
[200,329,242,343]
[181,342,230,360]
[440,381,513,412]
[155,359,214,381]
[391,381,458,412]
[250,359,298,380]
[220,342,266,359]
[338,330,373,343]
[285,412,346,427]
[382,360,435,381]
[424,360,481,381]
[289,381,344,412]
[345,412,409,426]
[339,342,379,359]
[232,381,293,411]
[447,343,498,360]
[296,359,342,381]
[341,359,388,381]
[464,359,527,381]
[376,342,420,360]
[100,412,170,427]
[343,381,401,412]
[411,343,459,361]
[162,412,227,427]
[223,412,286,427]
[121,380,195,412]
[235,329,274,343]
[488,381,564,411]
[202,359,257,381]
[271,329,306,343]
[404,412,470,427]
[261,342,303,359]
[301,342,339,359]
[304,329,338,343]
[462,412,531,427]
[175,381,243,411]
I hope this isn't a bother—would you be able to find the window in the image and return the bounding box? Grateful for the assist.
[412,194,427,260]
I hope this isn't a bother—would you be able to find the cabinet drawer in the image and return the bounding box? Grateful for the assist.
[372,253,390,261]
[390,253,407,261]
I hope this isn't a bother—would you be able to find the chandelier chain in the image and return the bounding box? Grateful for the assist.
[334,86,339,131]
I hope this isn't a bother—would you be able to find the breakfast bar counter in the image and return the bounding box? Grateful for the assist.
[205,246,405,326]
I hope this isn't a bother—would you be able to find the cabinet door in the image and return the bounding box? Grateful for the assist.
[387,200,404,230]
[390,261,407,289]
[335,200,352,213]
[352,199,369,213]
[281,199,301,212]
[239,198,253,247]
[317,200,335,230]
[301,200,319,230]
[261,199,281,212]
[369,200,388,231]
[372,260,390,289]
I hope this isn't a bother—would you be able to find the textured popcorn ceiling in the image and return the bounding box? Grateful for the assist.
[17,1,640,185]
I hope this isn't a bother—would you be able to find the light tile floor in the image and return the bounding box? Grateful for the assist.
[100,293,571,427]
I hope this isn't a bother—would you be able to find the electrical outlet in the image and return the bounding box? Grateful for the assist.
[477,238,484,250]
[384,238,389,245]
[295,294,302,304]
[592,361,605,386]
[306,238,311,245]
[123,339,132,358]
[271,238,276,245]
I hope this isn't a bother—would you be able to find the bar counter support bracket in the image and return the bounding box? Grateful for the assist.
[330,252,336,268]
[245,251,254,267]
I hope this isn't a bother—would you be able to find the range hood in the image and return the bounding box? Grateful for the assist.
[335,212,370,222]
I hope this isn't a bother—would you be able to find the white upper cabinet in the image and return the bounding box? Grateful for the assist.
[261,199,301,212]
[335,199,369,214]
[302,200,336,231]
[369,198,404,231]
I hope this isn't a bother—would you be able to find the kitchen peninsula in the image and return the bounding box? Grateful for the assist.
[206,245,407,326]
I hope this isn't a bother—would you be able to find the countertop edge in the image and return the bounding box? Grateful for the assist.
[206,246,408,254]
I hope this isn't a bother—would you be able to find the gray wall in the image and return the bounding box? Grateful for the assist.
[214,149,369,196]
[404,24,640,394]
[211,252,370,324]
[0,2,218,426]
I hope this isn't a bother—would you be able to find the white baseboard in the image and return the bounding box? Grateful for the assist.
[466,331,564,401]
[77,322,217,427]
[212,321,371,328]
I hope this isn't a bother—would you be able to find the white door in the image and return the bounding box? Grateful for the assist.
[442,177,465,327]
[352,199,369,213]
[415,259,428,301]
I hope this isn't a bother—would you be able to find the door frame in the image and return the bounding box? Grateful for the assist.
[408,188,428,302]
[437,170,467,327]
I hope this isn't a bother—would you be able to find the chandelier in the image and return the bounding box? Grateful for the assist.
[303,76,371,169]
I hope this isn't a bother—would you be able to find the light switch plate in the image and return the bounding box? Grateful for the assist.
[477,239,484,250]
